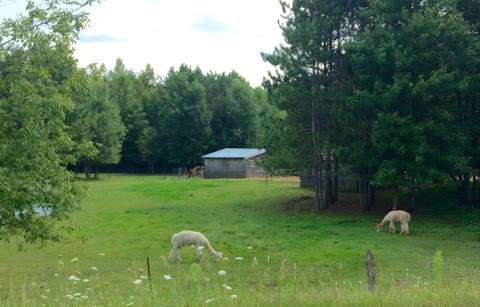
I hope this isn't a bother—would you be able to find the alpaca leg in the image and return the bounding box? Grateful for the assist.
[389,222,395,234]
[168,247,176,262]
[195,245,204,261]
[400,223,405,235]
[404,223,410,235]
[169,247,181,262]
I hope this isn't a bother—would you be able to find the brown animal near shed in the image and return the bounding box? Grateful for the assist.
[375,210,411,235]
[187,166,203,177]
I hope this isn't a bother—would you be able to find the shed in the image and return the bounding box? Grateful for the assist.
[202,148,266,178]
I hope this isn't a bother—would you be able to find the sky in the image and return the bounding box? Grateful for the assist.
[0,0,287,86]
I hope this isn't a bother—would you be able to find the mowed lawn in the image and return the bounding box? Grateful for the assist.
[0,175,479,306]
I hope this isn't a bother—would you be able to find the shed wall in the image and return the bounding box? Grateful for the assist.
[246,156,266,177]
[204,158,247,178]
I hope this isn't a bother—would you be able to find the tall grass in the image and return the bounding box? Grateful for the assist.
[2,253,479,306]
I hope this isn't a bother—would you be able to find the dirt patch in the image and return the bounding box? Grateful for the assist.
[284,196,314,211]
[282,190,401,216]
[247,176,300,183]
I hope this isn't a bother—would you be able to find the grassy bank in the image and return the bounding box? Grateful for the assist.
[0,175,479,306]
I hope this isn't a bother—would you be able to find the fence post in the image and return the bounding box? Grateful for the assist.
[147,257,152,290]
[366,249,376,291]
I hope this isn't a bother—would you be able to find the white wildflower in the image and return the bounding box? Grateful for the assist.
[222,284,233,291]
[99,253,105,256]
[54,273,59,277]
[217,270,227,276]
[90,267,98,272]
[82,279,89,283]
[81,295,88,300]
[234,257,244,261]
[205,298,215,304]
[126,303,134,306]
[68,275,80,282]
[133,279,142,285]
[41,295,47,299]
[65,294,74,300]
[247,246,253,250]
[140,275,148,280]
[73,292,82,297]
[196,246,205,250]
[163,275,173,280]
[70,257,79,263]
[230,294,238,299]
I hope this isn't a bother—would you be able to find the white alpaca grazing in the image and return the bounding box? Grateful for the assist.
[169,231,223,262]
[375,210,411,235]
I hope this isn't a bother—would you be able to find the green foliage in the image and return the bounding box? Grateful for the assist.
[359,0,480,188]
[204,72,261,150]
[0,0,97,242]
[155,65,211,167]
[265,0,480,207]
[108,59,149,169]
[67,64,126,175]
[108,64,274,171]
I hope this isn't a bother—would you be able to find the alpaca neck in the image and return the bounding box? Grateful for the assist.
[204,241,218,256]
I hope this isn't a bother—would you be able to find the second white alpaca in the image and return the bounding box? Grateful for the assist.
[168,230,223,262]
[375,210,411,235]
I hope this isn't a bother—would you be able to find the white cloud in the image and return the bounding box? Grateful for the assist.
[73,0,286,86]
[0,0,287,86]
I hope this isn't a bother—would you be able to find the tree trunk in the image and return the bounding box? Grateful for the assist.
[473,176,478,208]
[333,157,338,202]
[325,151,333,206]
[367,184,375,210]
[360,172,372,211]
[94,166,99,180]
[409,179,416,212]
[465,174,473,208]
[314,166,323,211]
[392,186,399,210]
[320,167,328,209]
[85,164,91,180]
[359,173,365,210]
[311,72,327,211]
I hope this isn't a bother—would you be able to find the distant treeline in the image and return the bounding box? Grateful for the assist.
[68,60,284,176]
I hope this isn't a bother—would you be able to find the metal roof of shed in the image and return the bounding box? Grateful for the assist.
[202,148,266,159]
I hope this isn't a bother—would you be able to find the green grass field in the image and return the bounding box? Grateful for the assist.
[0,175,479,306]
